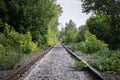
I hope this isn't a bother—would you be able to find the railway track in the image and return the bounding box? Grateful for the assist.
[2,42,105,80]
[2,47,53,80]
[62,44,105,80]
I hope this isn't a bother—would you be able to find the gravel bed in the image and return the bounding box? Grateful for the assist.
[19,43,97,80]
[0,70,13,80]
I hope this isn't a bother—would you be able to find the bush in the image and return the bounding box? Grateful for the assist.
[22,41,37,53]
[79,31,108,53]
[18,32,37,53]
[0,25,38,53]
[0,24,38,69]
[90,50,120,73]
[71,44,79,51]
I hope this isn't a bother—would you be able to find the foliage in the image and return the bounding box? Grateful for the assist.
[75,31,108,53]
[85,49,111,59]
[0,24,37,53]
[90,50,120,73]
[0,24,37,69]
[59,27,65,40]
[0,0,62,45]
[86,14,110,43]
[0,0,61,70]
[80,31,108,53]
[76,25,88,43]
[80,0,120,49]
[47,17,59,46]
[65,20,77,33]
[0,48,23,70]
[61,20,77,44]
[73,60,87,70]
[71,44,80,51]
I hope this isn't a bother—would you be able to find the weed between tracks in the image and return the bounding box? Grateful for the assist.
[73,60,87,70]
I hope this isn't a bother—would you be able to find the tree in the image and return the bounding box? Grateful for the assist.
[62,20,77,43]
[47,3,62,46]
[81,0,120,49]
[59,27,65,40]
[65,20,77,33]
[47,17,59,46]
[86,14,110,43]
[0,0,62,45]
[76,25,88,42]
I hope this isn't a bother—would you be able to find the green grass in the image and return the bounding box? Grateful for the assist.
[73,60,87,70]
[0,44,50,70]
[0,48,24,70]
[87,50,120,74]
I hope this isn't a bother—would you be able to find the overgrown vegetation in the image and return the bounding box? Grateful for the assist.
[72,31,108,53]
[86,14,111,44]
[89,50,120,73]
[60,4,120,73]
[0,0,62,70]
[59,20,77,44]
[69,24,120,73]
[0,48,23,70]
[67,26,120,73]
[81,0,120,49]
[78,0,120,73]
[73,60,87,70]
[0,24,37,69]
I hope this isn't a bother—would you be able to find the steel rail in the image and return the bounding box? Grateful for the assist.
[2,47,53,80]
[3,43,105,80]
[61,43,105,80]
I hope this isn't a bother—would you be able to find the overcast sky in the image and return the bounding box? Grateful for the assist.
[56,0,91,30]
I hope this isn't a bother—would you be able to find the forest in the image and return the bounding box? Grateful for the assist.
[0,0,61,69]
[59,0,120,74]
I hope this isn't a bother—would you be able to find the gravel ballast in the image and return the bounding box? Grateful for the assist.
[20,43,97,80]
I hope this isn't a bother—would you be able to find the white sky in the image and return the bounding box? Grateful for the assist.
[56,0,91,30]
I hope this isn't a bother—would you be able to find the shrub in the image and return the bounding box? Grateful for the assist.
[0,25,38,53]
[17,32,38,53]
[0,24,38,69]
[22,41,37,53]
[90,50,120,73]
[71,44,79,51]
[79,31,108,53]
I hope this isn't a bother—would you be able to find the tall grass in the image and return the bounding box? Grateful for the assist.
[0,48,24,70]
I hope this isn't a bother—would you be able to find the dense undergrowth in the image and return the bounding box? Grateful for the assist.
[89,50,120,73]
[70,31,120,73]
[71,31,108,53]
[0,0,61,70]
[0,25,38,70]
[60,23,120,73]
